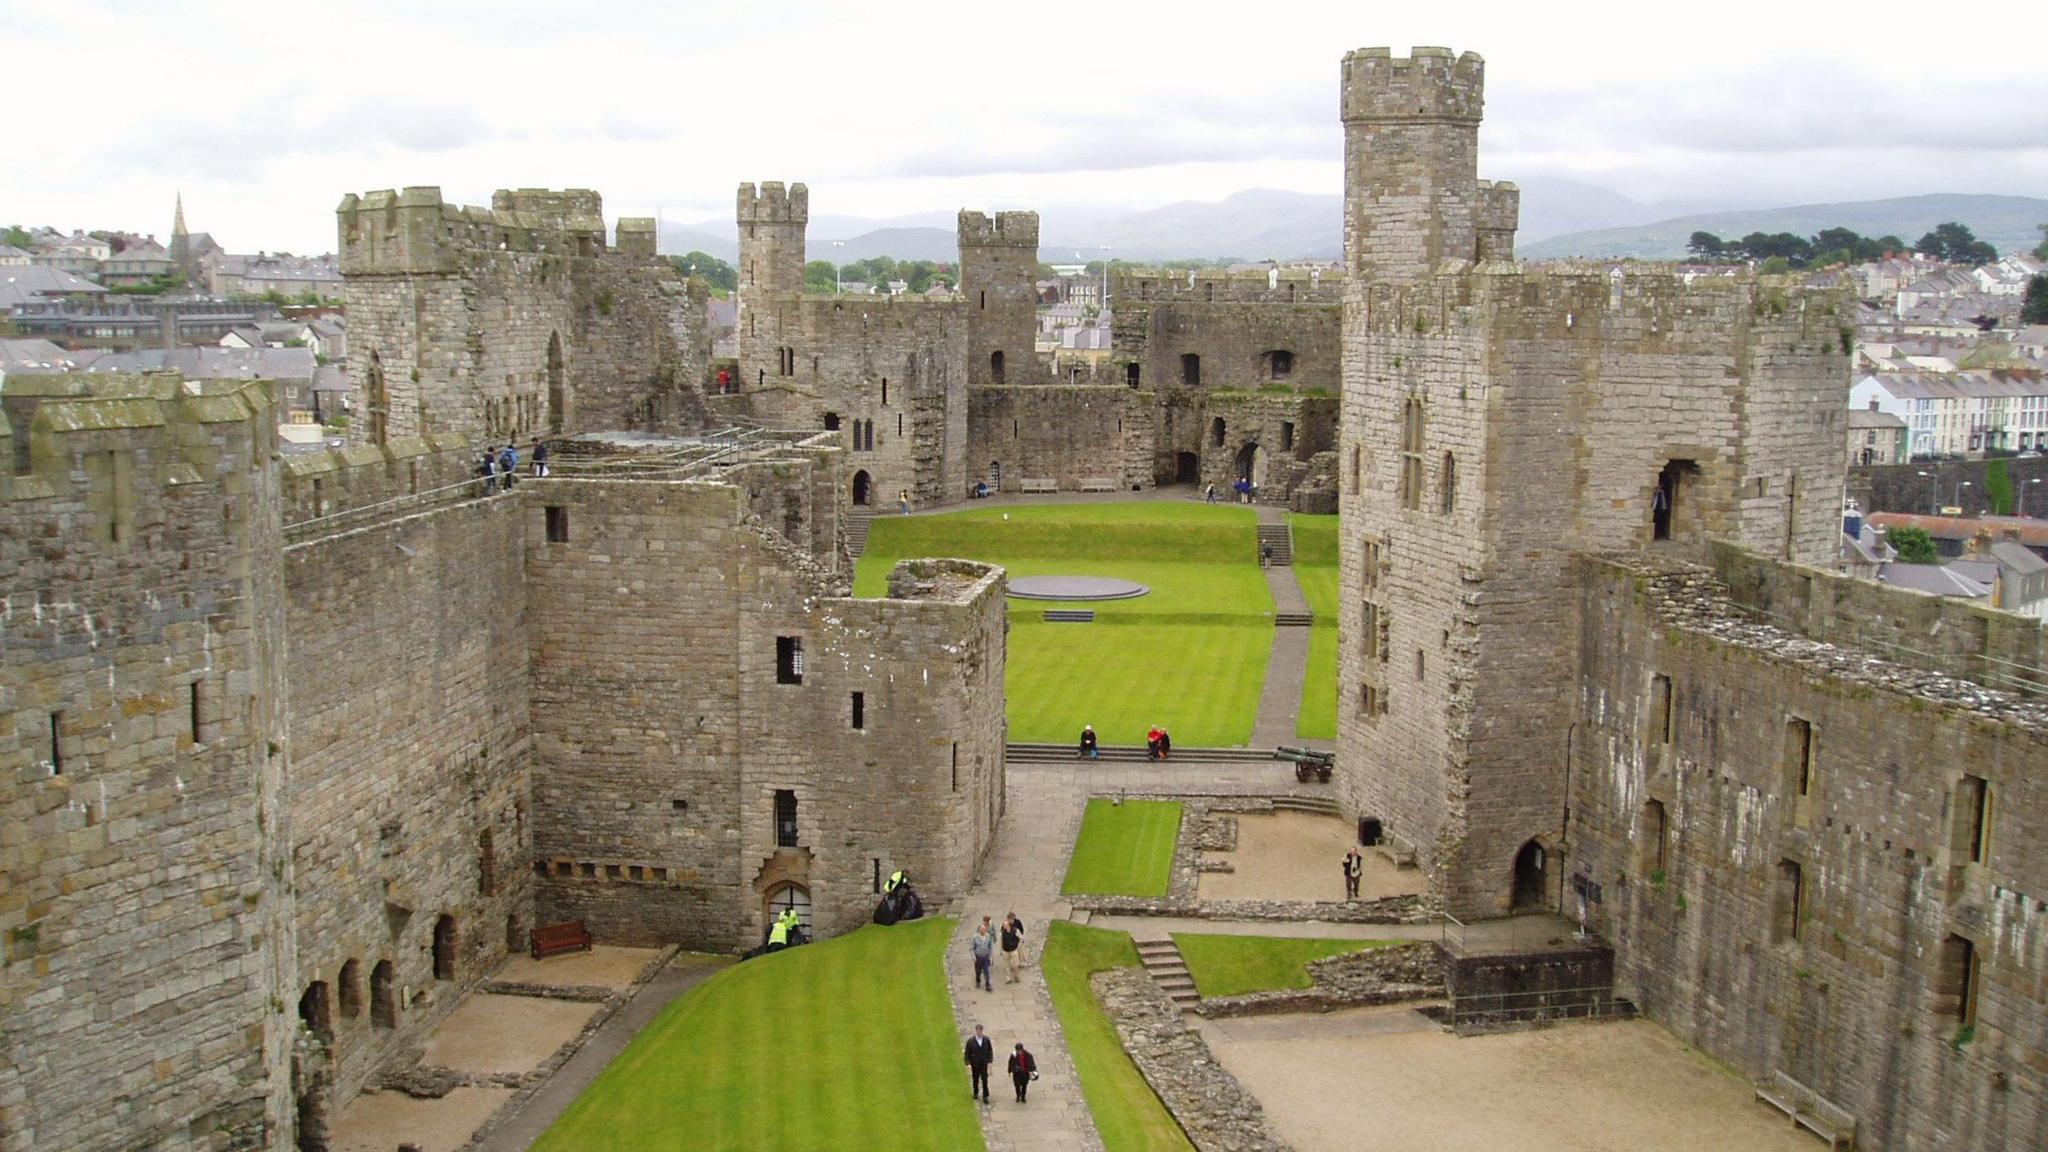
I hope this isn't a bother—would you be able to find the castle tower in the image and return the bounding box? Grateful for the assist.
[737,182,808,298]
[958,210,1039,386]
[1340,47,1488,283]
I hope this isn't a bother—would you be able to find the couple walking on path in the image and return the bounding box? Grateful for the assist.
[968,913,1026,990]
[963,1025,1038,1105]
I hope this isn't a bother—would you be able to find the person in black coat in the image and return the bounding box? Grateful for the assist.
[964,1024,994,1103]
[1008,1043,1037,1102]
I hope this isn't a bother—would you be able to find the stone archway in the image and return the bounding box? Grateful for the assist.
[765,882,813,933]
[1512,839,1549,912]
[1235,441,1264,488]
[851,469,873,507]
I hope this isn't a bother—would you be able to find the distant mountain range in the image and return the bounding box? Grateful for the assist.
[658,187,2047,266]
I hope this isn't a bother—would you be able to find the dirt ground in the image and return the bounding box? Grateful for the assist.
[492,943,663,988]
[420,993,602,1076]
[1201,1007,1813,1152]
[1198,810,1427,903]
[329,1085,515,1152]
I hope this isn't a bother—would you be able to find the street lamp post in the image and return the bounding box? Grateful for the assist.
[1917,469,1937,515]
[832,239,845,293]
[1099,245,1112,311]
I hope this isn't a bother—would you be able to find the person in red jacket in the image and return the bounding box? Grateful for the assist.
[1008,1043,1037,1103]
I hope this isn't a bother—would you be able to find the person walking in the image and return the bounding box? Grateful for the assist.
[1078,725,1098,760]
[964,1025,994,1104]
[899,490,910,516]
[498,443,518,490]
[1000,912,1025,984]
[970,921,995,991]
[1204,482,1216,504]
[1008,1043,1037,1103]
[1344,847,1364,901]
[531,439,549,478]
[478,451,497,496]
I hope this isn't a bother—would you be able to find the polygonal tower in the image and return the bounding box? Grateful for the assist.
[1340,47,1490,283]
[958,210,1039,386]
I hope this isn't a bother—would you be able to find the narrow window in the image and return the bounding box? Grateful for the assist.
[991,350,1005,384]
[1181,353,1201,387]
[1783,718,1813,826]
[1415,648,1425,681]
[432,915,457,981]
[979,290,986,310]
[478,829,496,896]
[881,378,888,405]
[824,412,840,431]
[1281,421,1296,452]
[49,712,62,774]
[774,789,799,848]
[897,414,903,437]
[1126,363,1140,388]
[1362,540,1380,589]
[338,959,362,1019]
[545,506,568,543]
[776,637,803,684]
[1360,601,1382,665]
[1953,775,1991,865]
[1349,446,1361,495]
[1642,800,1668,875]
[1440,452,1457,513]
[1211,417,1225,448]
[370,961,396,1029]
[851,691,865,731]
[951,741,959,791]
[1649,674,1673,744]
[1937,934,1980,1025]
[1398,397,1425,510]
[1772,859,1803,944]
[189,681,203,744]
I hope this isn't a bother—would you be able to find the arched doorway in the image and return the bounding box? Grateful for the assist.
[370,960,395,1029]
[765,882,812,933]
[1653,459,1699,542]
[851,470,872,507]
[1235,441,1263,488]
[1174,452,1199,484]
[1512,840,1549,912]
[546,332,565,434]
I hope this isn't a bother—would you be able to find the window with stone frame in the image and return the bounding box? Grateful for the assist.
[1771,859,1803,945]
[1934,934,1980,1026]
[1361,539,1381,590]
[776,636,803,684]
[1951,775,1991,866]
[1398,396,1425,510]
[774,789,799,848]
[1439,452,1457,513]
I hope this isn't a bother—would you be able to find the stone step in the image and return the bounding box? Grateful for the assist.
[1275,611,1314,627]
[1042,609,1096,623]
[1255,524,1294,566]
[1269,795,1341,815]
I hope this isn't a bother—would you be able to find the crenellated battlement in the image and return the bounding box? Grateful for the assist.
[1341,46,1485,123]
[2,373,276,507]
[614,217,656,259]
[957,210,1039,249]
[737,181,810,225]
[1476,181,1519,232]
[338,186,618,275]
[1113,267,1345,305]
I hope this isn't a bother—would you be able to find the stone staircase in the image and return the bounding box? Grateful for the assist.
[1274,610,1314,627]
[1005,742,1273,764]
[1268,794,1341,817]
[1256,523,1292,566]
[1042,609,1096,623]
[846,511,874,557]
[1135,937,1200,1010]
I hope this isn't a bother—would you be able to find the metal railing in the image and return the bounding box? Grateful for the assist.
[1443,983,1627,1027]
[1438,912,1587,956]
[282,475,502,544]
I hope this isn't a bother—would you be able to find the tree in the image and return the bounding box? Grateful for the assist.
[0,225,29,249]
[672,251,736,293]
[2033,223,2048,262]
[1687,231,1727,260]
[803,260,839,293]
[2023,275,2048,326]
[1886,525,1938,564]
[1914,222,1996,265]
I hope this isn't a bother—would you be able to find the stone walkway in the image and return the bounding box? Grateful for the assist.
[940,762,1290,1152]
[1250,505,1327,752]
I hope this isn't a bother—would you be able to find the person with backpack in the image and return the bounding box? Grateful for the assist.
[479,451,497,495]
[1007,1043,1037,1103]
[498,443,518,489]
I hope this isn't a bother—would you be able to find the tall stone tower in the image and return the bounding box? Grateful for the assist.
[958,211,1039,386]
[736,182,809,392]
[1340,47,1492,282]
[1334,48,1846,919]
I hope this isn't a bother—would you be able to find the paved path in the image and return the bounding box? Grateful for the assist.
[941,761,1291,1151]
[472,962,719,1152]
[1249,506,1330,752]
[1089,911,1582,954]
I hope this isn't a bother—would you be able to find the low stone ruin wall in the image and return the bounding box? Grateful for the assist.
[1092,968,1292,1152]
[1198,941,1444,1018]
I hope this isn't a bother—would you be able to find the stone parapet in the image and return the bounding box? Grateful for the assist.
[1092,968,1292,1152]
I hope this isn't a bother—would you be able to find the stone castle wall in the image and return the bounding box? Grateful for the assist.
[1568,554,2048,1151]
[281,492,534,1107]
[0,379,292,1150]
[1337,265,1853,917]
[524,456,1003,953]
[967,385,1153,492]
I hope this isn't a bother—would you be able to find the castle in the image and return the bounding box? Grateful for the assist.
[2,41,2046,1152]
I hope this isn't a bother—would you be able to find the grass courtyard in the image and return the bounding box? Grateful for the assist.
[1060,799,1182,897]
[1041,922,1195,1152]
[1172,934,1399,999]
[532,919,976,1152]
[855,503,1273,746]
[1287,512,1338,741]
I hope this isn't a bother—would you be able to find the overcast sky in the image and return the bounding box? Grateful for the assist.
[5,0,2044,254]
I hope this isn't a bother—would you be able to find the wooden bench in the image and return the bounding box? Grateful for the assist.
[1755,1070,1856,1149]
[530,919,593,960]
[1078,477,1118,492]
[1019,478,1058,493]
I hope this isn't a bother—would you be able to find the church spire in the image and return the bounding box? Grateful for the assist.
[173,192,187,237]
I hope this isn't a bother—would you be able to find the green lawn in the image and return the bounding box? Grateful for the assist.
[856,503,1273,746]
[1061,799,1182,897]
[1288,513,1338,741]
[1171,933,1399,999]
[532,920,977,1152]
[1041,922,1194,1152]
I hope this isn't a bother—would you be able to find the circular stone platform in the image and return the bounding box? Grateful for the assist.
[1007,575,1151,602]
